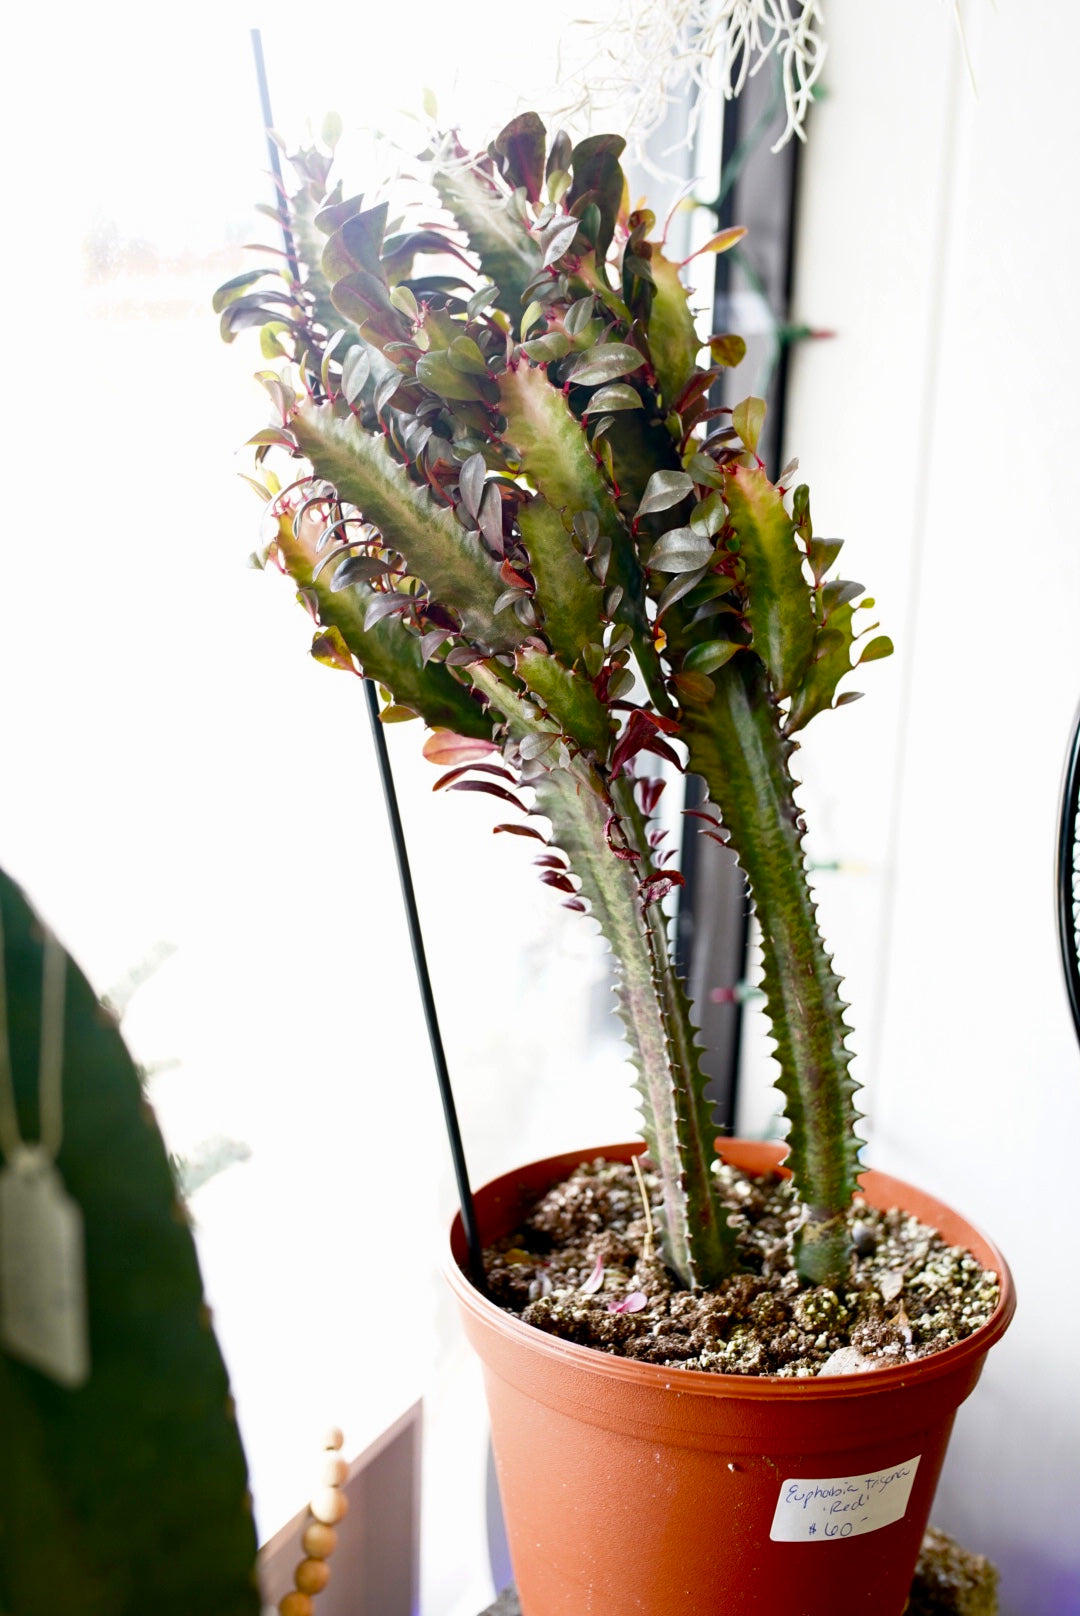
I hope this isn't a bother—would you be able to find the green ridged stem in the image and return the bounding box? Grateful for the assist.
[647,250,703,408]
[517,495,605,668]
[723,466,815,700]
[272,514,494,737]
[432,166,540,316]
[609,776,735,1279]
[496,362,671,714]
[514,650,611,756]
[462,659,733,1285]
[680,659,860,1286]
[532,767,735,1288]
[291,401,524,652]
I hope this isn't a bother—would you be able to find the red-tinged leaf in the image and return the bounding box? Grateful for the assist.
[635,468,695,519]
[520,332,572,363]
[580,1256,605,1296]
[607,1290,648,1315]
[492,112,547,204]
[673,369,719,413]
[581,383,643,415]
[566,343,645,387]
[732,396,766,456]
[238,473,271,502]
[493,823,548,840]
[534,853,568,869]
[639,871,685,907]
[246,427,297,450]
[637,776,666,816]
[647,527,715,573]
[425,601,461,634]
[542,214,582,268]
[681,226,746,265]
[423,731,498,766]
[656,566,710,622]
[500,559,532,589]
[683,638,740,676]
[858,634,894,664]
[419,629,448,665]
[821,579,864,611]
[448,780,530,811]
[609,708,683,777]
[458,452,486,519]
[364,592,410,630]
[478,482,504,551]
[690,491,727,538]
[433,762,516,791]
[683,807,723,828]
[709,333,747,368]
[615,730,681,776]
[563,898,587,912]
[540,871,577,893]
[670,670,717,704]
[310,628,357,673]
[603,812,642,862]
[517,732,557,763]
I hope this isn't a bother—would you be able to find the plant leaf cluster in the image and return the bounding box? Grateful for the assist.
[217,116,892,1289]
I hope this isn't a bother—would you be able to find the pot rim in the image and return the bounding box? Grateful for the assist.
[446,1139,1016,1402]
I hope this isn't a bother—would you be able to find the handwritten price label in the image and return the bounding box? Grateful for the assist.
[769,1456,921,1543]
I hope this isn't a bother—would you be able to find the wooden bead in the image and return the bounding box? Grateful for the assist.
[321,1455,348,1487]
[322,1426,344,1451]
[301,1521,337,1560]
[278,1594,313,1616]
[309,1486,349,1526]
[295,1558,331,1595]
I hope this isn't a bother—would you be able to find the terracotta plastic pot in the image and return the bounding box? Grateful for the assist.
[448,1140,1015,1616]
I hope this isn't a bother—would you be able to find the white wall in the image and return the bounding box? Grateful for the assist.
[775,4,1080,1609]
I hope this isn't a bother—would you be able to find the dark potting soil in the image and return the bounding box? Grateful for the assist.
[909,1527,1000,1615]
[484,1158,1000,1377]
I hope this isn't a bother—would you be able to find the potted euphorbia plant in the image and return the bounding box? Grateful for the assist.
[217,115,1013,1615]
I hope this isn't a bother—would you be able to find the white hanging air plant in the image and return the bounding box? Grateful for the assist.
[552,0,827,159]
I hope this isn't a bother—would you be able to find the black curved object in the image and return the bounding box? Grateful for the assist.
[248,31,488,1296]
[1057,701,1080,1049]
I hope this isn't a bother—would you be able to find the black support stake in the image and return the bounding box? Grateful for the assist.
[248,29,488,1296]
[362,682,488,1294]
[1057,701,1080,1050]
[250,29,301,286]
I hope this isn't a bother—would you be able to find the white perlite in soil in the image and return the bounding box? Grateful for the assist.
[484,1159,1000,1377]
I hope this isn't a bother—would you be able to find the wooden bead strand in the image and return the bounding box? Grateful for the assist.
[278,1428,348,1616]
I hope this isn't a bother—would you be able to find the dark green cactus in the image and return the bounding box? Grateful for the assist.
[218,119,892,1289]
[0,869,260,1615]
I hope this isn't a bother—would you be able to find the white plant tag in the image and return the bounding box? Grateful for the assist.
[0,1149,90,1388]
[769,1455,921,1543]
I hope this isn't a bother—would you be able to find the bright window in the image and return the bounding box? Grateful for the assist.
[1,6,719,1611]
